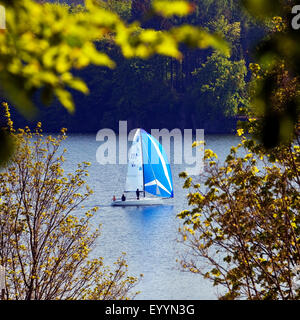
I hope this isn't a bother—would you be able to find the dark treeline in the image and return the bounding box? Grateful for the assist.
[8,0,266,134]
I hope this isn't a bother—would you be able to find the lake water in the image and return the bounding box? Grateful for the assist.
[61,133,241,300]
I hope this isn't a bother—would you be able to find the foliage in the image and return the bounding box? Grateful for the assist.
[188,51,248,118]
[0,0,233,164]
[207,15,242,59]
[177,124,300,299]
[6,4,250,136]
[241,0,300,147]
[246,61,299,148]
[96,0,132,21]
[0,104,15,166]
[241,0,283,20]
[0,102,141,300]
[177,0,300,300]
[181,16,248,121]
[0,0,229,115]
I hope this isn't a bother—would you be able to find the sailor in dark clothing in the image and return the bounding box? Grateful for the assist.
[136,188,140,200]
[121,194,126,201]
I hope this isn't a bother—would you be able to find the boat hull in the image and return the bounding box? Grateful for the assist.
[111,197,164,206]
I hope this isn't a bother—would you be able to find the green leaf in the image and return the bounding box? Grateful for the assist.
[0,129,15,167]
[0,73,36,118]
[241,0,281,19]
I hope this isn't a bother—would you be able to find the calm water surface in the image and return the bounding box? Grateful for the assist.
[61,134,241,300]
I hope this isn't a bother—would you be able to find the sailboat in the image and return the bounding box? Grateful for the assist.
[111,128,174,206]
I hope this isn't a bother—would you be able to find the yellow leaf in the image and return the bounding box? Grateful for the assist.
[152,0,195,17]
[156,36,182,59]
[172,25,231,57]
[83,44,116,68]
[251,166,259,174]
[54,88,74,113]
[139,30,159,43]
[237,128,244,136]
[204,220,210,227]
[66,77,89,95]
[39,71,58,86]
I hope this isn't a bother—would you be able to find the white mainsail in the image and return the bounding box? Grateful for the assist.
[125,129,144,192]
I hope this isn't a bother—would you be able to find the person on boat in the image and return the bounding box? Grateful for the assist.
[121,194,126,201]
[112,195,116,201]
[136,188,140,200]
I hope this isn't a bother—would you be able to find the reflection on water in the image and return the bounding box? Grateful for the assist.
[61,134,238,299]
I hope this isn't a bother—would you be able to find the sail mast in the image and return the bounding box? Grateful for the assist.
[139,129,146,197]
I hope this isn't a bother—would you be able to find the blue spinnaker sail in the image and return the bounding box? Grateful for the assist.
[141,129,174,198]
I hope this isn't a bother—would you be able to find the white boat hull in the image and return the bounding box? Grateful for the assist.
[111,197,164,206]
